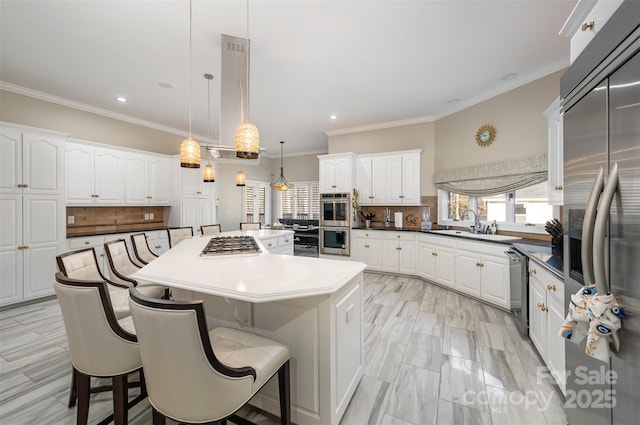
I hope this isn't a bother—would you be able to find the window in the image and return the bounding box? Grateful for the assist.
[243,181,271,224]
[279,182,320,220]
[439,181,552,231]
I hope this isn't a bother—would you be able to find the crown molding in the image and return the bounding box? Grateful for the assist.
[0,81,187,138]
[325,115,435,137]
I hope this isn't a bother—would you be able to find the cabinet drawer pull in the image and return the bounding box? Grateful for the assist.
[17,245,28,249]
[396,247,402,250]
[547,284,556,291]
[91,194,99,198]
[555,185,563,191]
[368,196,374,199]
[364,244,370,248]
[530,268,536,275]
[581,20,595,31]
[432,252,438,256]
[399,195,405,199]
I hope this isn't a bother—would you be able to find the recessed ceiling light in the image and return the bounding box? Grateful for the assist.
[330,115,337,120]
[158,82,173,89]
[501,73,518,81]
[448,98,460,104]
[115,96,128,103]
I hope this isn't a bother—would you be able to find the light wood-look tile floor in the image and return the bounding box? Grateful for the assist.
[0,272,566,425]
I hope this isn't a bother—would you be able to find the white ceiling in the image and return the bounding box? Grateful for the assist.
[0,0,577,157]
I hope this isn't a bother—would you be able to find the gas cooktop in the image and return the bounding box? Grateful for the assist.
[200,236,262,257]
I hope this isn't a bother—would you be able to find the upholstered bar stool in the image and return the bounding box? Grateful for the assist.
[54,273,147,425]
[130,233,159,265]
[167,226,193,248]
[200,224,222,236]
[56,248,131,319]
[240,222,261,230]
[103,239,167,299]
[129,288,291,425]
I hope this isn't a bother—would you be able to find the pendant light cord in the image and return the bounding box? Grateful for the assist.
[188,0,193,138]
[246,0,250,122]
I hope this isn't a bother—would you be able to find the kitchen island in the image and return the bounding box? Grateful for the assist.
[132,230,367,425]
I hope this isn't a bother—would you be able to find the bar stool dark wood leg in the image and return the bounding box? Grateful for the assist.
[68,367,78,408]
[112,374,127,425]
[278,360,291,425]
[152,407,166,425]
[76,370,90,425]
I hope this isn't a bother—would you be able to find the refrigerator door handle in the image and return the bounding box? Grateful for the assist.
[593,163,620,352]
[582,166,605,286]
[593,162,618,295]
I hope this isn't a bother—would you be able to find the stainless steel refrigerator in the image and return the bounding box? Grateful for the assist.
[561,2,639,424]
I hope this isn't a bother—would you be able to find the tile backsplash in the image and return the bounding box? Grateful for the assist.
[359,196,437,230]
[66,206,166,236]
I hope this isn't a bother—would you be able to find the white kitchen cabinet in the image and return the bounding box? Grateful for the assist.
[260,233,294,255]
[65,140,125,204]
[318,153,354,193]
[180,167,215,198]
[354,150,420,206]
[544,98,563,205]
[1,124,66,195]
[125,153,172,205]
[382,231,416,275]
[181,198,216,236]
[528,263,566,394]
[417,234,456,288]
[1,194,65,306]
[145,230,170,256]
[351,230,383,270]
[456,240,509,308]
[355,156,386,205]
[561,0,624,64]
[386,152,420,205]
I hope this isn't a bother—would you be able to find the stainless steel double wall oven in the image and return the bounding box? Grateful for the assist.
[319,193,350,256]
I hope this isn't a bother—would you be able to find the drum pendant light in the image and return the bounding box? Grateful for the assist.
[179,0,201,168]
[271,141,293,191]
[202,74,215,182]
[235,0,259,159]
[236,171,246,187]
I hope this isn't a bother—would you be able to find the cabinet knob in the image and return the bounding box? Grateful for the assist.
[332,185,336,189]
[396,247,402,250]
[399,195,405,199]
[147,195,153,199]
[196,192,202,195]
[268,243,272,247]
[581,20,595,31]
[91,194,99,198]
[155,245,161,249]
[17,183,29,188]
[284,239,289,243]
[555,185,563,191]
[432,252,438,256]
[365,233,368,237]
[17,245,29,249]
[368,196,374,199]
[530,268,536,275]
[476,262,484,267]
[547,284,556,291]
[85,241,90,245]
[364,244,370,248]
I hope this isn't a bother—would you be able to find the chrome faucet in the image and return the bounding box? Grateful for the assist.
[462,209,480,233]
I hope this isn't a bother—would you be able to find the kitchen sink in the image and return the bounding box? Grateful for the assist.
[429,229,521,242]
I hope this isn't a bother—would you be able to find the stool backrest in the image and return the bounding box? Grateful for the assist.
[200,224,222,236]
[57,248,106,281]
[239,222,261,230]
[167,227,193,248]
[104,239,140,287]
[131,233,158,265]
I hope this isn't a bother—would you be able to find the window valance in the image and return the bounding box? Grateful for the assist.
[434,154,548,196]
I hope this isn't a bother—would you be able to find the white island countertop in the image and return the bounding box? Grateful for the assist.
[132,230,366,303]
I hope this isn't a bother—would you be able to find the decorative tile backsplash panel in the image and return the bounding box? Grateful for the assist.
[66,206,166,236]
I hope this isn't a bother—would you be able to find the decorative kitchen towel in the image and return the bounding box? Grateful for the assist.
[559,286,622,362]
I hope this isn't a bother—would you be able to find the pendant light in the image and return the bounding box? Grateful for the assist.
[202,73,215,182]
[236,171,246,187]
[179,0,200,168]
[271,141,293,191]
[235,0,259,159]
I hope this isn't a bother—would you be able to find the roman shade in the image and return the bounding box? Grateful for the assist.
[434,154,548,196]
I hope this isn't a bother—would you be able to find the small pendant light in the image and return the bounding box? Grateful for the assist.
[271,141,293,191]
[236,171,246,187]
[203,73,215,182]
[180,0,201,168]
[235,0,259,159]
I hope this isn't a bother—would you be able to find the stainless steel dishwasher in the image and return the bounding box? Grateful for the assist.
[505,248,528,336]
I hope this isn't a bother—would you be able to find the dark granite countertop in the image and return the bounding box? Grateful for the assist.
[512,242,564,280]
[352,226,526,245]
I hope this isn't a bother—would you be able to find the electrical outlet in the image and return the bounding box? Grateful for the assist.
[67,216,75,224]
[149,213,154,220]
[144,213,150,220]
